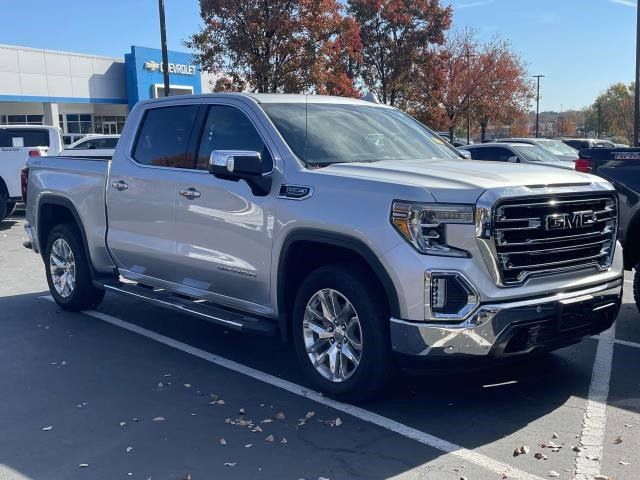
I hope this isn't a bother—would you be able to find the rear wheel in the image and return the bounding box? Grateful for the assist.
[44,223,105,311]
[292,264,394,402]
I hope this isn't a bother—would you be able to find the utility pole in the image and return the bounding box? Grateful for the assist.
[597,101,602,139]
[158,0,171,97]
[466,49,472,144]
[533,75,545,138]
[635,0,640,146]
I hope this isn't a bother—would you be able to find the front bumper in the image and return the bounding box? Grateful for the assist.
[390,278,622,360]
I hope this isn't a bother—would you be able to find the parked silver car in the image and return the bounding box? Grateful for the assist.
[497,137,579,162]
[461,142,575,169]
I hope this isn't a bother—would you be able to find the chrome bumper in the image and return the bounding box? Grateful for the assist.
[390,278,622,359]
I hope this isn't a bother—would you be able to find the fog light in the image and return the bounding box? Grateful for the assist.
[425,271,479,321]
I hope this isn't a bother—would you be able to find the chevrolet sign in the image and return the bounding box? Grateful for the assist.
[143,60,195,76]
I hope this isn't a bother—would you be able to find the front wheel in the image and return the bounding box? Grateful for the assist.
[292,265,394,402]
[44,223,105,311]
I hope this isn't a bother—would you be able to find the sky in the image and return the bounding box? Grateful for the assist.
[0,0,636,112]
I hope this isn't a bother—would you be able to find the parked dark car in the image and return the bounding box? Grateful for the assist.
[562,138,616,150]
[436,131,472,147]
[576,148,640,311]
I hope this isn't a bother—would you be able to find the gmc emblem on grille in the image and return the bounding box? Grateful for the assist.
[545,210,597,230]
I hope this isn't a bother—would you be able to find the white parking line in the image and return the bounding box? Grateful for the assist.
[574,325,616,480]
[613,338,640,350]
[41,296,543,480]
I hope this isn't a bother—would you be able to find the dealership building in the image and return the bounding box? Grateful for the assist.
[0,44,206,139]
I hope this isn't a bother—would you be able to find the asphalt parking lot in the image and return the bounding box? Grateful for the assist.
[1,210,638,480]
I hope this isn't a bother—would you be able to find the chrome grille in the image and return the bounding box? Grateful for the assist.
[491,193,617,285]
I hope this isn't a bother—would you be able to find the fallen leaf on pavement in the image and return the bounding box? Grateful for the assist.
[78,464,89,468]
[619,461,630,466]
[281,437,288,444]
[252,426,263,433]
[335,417,343,427]
[244,444,253,448]
[548,471,559,478]
[152,417,166,422]
[224,462,237,467]
[551,432,559,439]
[183,475,192,480]
[265,434,275,442]
[534,452,547,460]
[184,384,191,388]
[572,446,581,452]
[126,446,133,452]
[261,418,273,423]
[274,412,286,420]
[219,438,227,446]
[238,408,246,415]
[120,422,127,427]
[613,435,623,444]
[586,455,599,461]
[42,426,53,431]
[593,476,611,480]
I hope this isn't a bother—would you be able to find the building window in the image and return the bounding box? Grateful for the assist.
[1,114,44,125]
[65,114,93,134]
[94,115,127,135]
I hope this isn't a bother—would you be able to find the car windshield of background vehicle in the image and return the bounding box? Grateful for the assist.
[539,139,578,156]
[513,144,561,163]
[261,103,460,166]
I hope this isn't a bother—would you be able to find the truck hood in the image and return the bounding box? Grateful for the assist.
[322,159,596,203]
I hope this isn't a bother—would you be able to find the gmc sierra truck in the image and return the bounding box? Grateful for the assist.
[576,147,640,311]
[23,94,624,401]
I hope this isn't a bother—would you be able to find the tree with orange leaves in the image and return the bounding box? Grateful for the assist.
[187,0,362,95]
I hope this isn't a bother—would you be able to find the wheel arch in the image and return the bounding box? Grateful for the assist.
[276,229,401,342]
[37,195,95,278]
[624,209,640,270]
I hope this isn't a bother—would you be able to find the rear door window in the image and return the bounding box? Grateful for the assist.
[0,129,50,148]
[133,106,200,168]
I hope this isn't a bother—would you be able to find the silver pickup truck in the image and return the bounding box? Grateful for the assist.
[23,94,624,401]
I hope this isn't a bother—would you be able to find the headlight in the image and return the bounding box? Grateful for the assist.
[391,201,474,257]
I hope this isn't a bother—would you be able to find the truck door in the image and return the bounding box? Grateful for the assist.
[170,103,279,313]
[106,103,201,282]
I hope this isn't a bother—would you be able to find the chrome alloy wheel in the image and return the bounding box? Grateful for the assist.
[303,288,363,383]
[49,238,76,298]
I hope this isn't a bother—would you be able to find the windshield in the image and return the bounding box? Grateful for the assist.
[512,144,563,163]
[261,103,460,166]
[537,139,578,156]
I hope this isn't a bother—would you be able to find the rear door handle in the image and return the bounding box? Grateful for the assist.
[111,180,128,191]
[179,188,201,199]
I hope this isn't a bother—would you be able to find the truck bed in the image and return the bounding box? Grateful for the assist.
[26,155,114,272]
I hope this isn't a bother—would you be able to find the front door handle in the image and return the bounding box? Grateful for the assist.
[111,180,128,191]
[179,188,201,199]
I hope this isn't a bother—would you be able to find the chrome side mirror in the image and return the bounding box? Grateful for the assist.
[210,150,262,176]
[208,150,271,196]
[507,155,519,163]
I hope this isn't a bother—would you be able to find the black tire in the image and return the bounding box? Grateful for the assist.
[292,264,394,402]
[0,190,8,222]
[634,262,640,314]
[44,223,105,311]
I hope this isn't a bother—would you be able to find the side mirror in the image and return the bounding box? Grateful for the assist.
[507,155,519,163]
[458,149,472,159]
[209,150,271,196]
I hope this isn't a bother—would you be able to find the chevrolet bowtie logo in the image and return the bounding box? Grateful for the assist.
[143,60,161,72]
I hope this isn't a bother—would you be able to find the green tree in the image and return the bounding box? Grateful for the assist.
[586,82,635,144]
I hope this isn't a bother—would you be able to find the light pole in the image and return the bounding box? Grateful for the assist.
[158,0,171,97]
[635,0,639,146]
[533,75,545,138]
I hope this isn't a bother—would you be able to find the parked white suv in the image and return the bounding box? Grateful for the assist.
[0,125,62,221]
[60,134,119,159]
